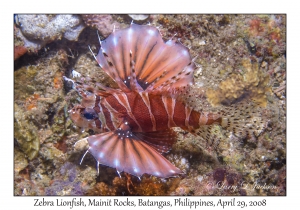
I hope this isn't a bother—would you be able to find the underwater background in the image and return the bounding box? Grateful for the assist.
[14,14,286,196]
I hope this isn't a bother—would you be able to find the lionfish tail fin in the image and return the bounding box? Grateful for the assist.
[195,101,267,151]
[85,128,182,178]
[95,23,196,96]
[220,101,267,140]
[196,125,224,151]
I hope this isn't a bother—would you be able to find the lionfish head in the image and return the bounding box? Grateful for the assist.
[69,104,99,130]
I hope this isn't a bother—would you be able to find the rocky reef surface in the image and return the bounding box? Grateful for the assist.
[14,14,286,196]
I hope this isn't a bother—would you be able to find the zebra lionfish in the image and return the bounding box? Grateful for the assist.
[65,23,265,178]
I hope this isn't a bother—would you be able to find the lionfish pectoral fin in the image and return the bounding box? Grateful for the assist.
[134,129,177,154]
[87,129,182,178]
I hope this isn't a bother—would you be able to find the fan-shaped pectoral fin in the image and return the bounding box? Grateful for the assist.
[85,123,182,178]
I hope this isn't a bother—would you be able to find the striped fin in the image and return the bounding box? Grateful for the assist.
[195,101,267,151]
[220,100,267,139]
[196,125,223,150]
[86,128,182,178]
[95,23,196,94]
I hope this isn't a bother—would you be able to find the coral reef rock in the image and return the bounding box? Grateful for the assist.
[128,14,149,23]
[15,15,85,53]
[81,14,121,37]
[206,59,271,107]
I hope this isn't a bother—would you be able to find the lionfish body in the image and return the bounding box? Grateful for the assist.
[67,24,263,178]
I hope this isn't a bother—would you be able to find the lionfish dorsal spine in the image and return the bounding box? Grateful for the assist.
[95,23,196,95]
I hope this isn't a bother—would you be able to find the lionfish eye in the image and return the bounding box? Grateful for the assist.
[82,108,97,120]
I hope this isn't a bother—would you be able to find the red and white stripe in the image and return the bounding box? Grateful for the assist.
[93,92,222,132]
